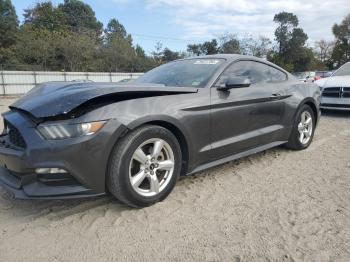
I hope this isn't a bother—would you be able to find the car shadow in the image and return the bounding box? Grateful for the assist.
[0,152,271,218]
[0,190,131,220]
[0,145,302,219]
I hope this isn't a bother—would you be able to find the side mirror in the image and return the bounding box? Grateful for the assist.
[217,77,251,91]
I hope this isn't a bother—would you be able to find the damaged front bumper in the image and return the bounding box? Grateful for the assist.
[0,110,127,199]
[0,166,103,199]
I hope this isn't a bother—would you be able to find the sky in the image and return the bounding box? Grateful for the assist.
[11,0,350,53]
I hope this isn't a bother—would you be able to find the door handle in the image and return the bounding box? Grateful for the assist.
[271,93,282,97]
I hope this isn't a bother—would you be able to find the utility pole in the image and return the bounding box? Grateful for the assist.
[1,70,5,95]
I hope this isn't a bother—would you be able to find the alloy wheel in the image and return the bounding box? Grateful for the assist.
[129,138,175,197]
[297,111,313,145]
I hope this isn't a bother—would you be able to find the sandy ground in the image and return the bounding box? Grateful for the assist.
[0,96,350,262]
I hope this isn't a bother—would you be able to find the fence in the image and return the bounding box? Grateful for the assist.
[0,71,144,95]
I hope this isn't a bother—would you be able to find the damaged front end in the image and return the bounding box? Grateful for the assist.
[0,107,130,199]
[0,108,129,199]
[10,81,198,118]
[0,81,197,199]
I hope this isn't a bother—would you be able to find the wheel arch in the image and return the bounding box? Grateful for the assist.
[305,101,318,124]
[296,98,319,125]
[127,116,191,176]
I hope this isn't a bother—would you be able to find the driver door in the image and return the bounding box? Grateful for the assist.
[210,60,287,161]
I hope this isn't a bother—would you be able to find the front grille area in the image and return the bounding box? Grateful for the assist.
[5,121,27,148]
[322,87,341,97]
[322,87,350,98]
[38,173,80,187]
[344,87,350,98]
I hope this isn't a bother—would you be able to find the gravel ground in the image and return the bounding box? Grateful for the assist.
[1,97,350,262]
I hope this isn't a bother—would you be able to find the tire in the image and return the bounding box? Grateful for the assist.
[107,125,182,207]
[286,104,315,150]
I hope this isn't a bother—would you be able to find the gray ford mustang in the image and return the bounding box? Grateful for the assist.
[0,54,321,207]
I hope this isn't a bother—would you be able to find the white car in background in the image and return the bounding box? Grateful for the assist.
[294,71,317,82]
[315,62,350,111]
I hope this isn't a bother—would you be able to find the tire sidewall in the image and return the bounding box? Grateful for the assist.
[111,126,182,206]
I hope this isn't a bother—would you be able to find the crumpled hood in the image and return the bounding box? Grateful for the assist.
[315,75,350,88]
[10,82,198,118]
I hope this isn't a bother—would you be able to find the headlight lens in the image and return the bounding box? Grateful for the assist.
[37,121,107,140]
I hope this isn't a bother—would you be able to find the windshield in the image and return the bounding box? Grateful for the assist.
[136,59,224,87]
[334,63,350,77]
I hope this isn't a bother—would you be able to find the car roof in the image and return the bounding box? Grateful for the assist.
[190,54,241,60]
[186,54,258,61]
[183,54,291,75]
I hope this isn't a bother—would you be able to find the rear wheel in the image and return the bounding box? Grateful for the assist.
[286,104,315,150]
[107,125,182,207]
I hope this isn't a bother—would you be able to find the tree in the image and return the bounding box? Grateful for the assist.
[135,44,146,58]
[187,44,202,56]
[273,12,298,55]
[287,27,308,67]
[151,42,163,65]
[270,12,314,72]
[58,0,103,37]
[315,40,334,62]
[101,36,136,72]
[105,19,127,40]
[331,14,350,67]
[58,32,97,71]
[23,1,67,31]
[23,0,103,37]
[133,45,155,72]
[187,39,219,56]
[1,0,160,72]
[0,47,19,69]
[187,35,272,59]
[293,47,315,72]
[149,43,184,65]
[0,0,18,48]
[162,48,183,62]
[239,35,272,57]
[219,34,240,54]
[200,39,219,55]
[14,26,59,70]
[251,36,272,58]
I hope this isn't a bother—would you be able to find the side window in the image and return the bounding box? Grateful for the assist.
[266,64,287,83]
[217,61,252,85]
[217,61,287,85]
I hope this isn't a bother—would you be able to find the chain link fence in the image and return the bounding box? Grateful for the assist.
[0,71,144,95]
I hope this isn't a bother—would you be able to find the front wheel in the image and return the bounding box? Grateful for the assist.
[107,125,182,207]
[286,104,315,150]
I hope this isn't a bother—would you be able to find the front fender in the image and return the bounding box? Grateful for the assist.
[294,97,321,126]
[127,115,193,149]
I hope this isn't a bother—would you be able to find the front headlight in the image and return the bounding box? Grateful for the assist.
[37,121,107,140]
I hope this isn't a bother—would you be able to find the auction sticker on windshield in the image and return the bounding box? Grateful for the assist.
[194,60,221,65]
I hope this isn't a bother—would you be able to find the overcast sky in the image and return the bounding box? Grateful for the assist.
[12,0,350,53]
